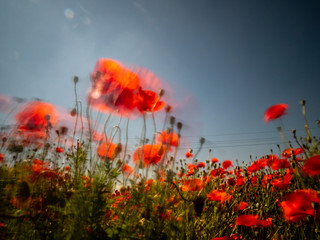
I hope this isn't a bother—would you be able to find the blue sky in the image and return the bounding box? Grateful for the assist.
[1,0,320,163]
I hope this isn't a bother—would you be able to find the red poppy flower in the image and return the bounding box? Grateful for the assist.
[207,190,232,203]
[123,164,134,175]
[97,142,118,160]
[196,162,206,169]
[211,157,219,163]
[238,201,248,211]
[213,237,235,240]
[247,162,260,173]
[264,103,288,122]
[185,152,193,158]
[88,59,141,117]
[282,148,304,158]
[257,218,273,227]
[0,154,4,163]
[222,160,233,169]
[30,159,57,182]
[156,130,179,147]
[235,214,259,226]
[236,176,246,186]
[181,178,205,191]
[15,101,58,134]
[136,88,165,113]
[55,147,63,153]
[227,177,236,186]
[270,171,291,190]
[280,189,320,222]
[133,144,166,167]
[270,158,290,171]
[303,155,320,175]
[210,168,226,178]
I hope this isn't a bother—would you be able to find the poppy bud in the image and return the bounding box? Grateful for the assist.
[60,126,68,135]
[159,89,165,97]
[300,99,306,106]
[177,122,183,130]
[200,137,205,145]
[165,105,171,113]
[170,116,175,125]
[73,76,79,84]
[70,108,77,117]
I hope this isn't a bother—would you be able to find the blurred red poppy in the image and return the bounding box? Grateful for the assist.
[207,190,232,203]
[196,162,206,169]
[236,214,259,226]
[303,155,320,175]
[136,89,165,113]
[123,164,134,175]
[156,130,179,147]
[222,160,233,169]
[211,157,219,163]
[238,201,248,211]
[185,152,193,158]
[88,59,166,117]
[270,158,290,171]
[55,147,63,153]
[213,237,235,240]
[0,153,4,163]
[211,168,226,178]
[181,178,205,191]
[97,142,118,160]
[282,148,304,158]
[264,103,288,122]
[280,189,320,222]
[88,59,141,117]
[133,144,166,167]
[15,101,58,136]
[257,218,273,227]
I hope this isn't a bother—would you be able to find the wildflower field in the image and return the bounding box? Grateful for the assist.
[0,59,319,240]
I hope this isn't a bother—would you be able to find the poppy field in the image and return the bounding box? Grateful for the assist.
[0,59,319,240]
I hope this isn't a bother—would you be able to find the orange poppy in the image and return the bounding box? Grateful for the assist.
[211,157,219,163]
[136,89,165,113]
[133,144,166,167]
[282,147,304,158]
[123,164,134,175]
[88,59,141,117]
[156,130,179,147]
[181,178,205,191]
[264,103,288,122]
[15,101,58,134]
[207,190,232,203]
[97,142,118,160]
[185,152,193,158]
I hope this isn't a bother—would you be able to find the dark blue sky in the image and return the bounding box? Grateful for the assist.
[1,0,320,162]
